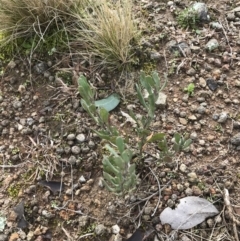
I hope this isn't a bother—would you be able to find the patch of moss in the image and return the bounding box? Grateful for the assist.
[141,61,157,75]
[56,71,73,86]
[7,183,21,198]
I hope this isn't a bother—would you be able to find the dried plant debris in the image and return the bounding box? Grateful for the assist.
[13,201,28,229]
[160,196,219,230]
[38,180,64,194]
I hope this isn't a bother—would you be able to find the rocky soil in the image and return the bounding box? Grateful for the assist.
[0,0,240,241]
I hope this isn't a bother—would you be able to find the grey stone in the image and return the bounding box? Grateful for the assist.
[26,117,34,126]
[190,132,198,140]
[186,68,196,76]
[112,224,120,234]
[197,106,206,114]
[180,234,191,241]
[155,92,167,108]
[42,210,55,219]
[187,172,198,183]
[150,52,161,60]
[76,134,86,143]
[212,113,219,120]
[179,118,188,125]
[167,199,175,208]
[13,101,22,109]
[27,231,34,241]
[192,2,209,22]
[78,216,89,227]
[218,112,228,123]
[177,184,184,192]
[79,175,86,183]
[95,224,107,235]
[182,94,189,102]
[185,187,193,196]
[199,77,206,87]
[205,39,219,51]
[199,140,205,146]
[144,206,153,215]
[109,234,122,241]
[68,155,77,165]
[34,62,48,74]
[226,12,235,21]
[0,234,7,241]
[231,133,240,145]
[66,188,73,195]
[67,134,76,141]
[188,115,197,121]
[179,111,186,118]
[210,22,223,30]
[71,146,81,154]
[179,164,187,173]
[233,121,240,129]
[88,140,95,148]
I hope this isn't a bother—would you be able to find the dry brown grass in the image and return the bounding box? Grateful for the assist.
[0,0,88,51]
[74,0,139,71]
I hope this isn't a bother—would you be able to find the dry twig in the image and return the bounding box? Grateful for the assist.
[223,188,240,241]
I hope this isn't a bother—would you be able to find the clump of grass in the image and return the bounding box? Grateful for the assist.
[0,0,88,55]
[74,0,139,71]
[177,7,199,29]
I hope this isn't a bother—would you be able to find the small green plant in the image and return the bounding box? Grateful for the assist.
[102,137,137,194]
[184,83,195,96]
[7,183,21,198]
[177,7,199,29]
[132,71,167,156]
[147,133,192,162]
[78,72,192,194]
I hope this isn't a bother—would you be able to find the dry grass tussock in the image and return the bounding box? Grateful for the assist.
[0,0,139,72]
[0,0,87,49]
[74,0,139,71]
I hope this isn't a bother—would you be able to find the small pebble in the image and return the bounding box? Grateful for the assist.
[76,134,86,143]
[71,146,81,154]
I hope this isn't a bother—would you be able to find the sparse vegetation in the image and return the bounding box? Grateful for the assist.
[78,72,192,194]
[184,83,195,96]
[177,7,199,29]
[0,0,86,56]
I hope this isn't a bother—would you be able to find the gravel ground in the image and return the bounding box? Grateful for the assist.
[0,0,240,241]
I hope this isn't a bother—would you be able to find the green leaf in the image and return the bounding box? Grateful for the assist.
[103,158,119,176]
[183,139,192,149]
[158,138,169,153]
[99,107,109,124]
[95,93,120,112]
[128,164,136,175]
[103,171,115,183]
[112,156,125,170]
[174,133,181,144]
[121,149,133,163]
[147,133,165,142]
[78,75,95,101]
[116,136,125,154]
[152,71,161,90]
[80,100,97,123]
[136,84,148,109]
[104,144,119,157]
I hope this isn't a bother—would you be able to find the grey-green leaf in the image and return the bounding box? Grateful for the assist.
[95,93,120,112]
